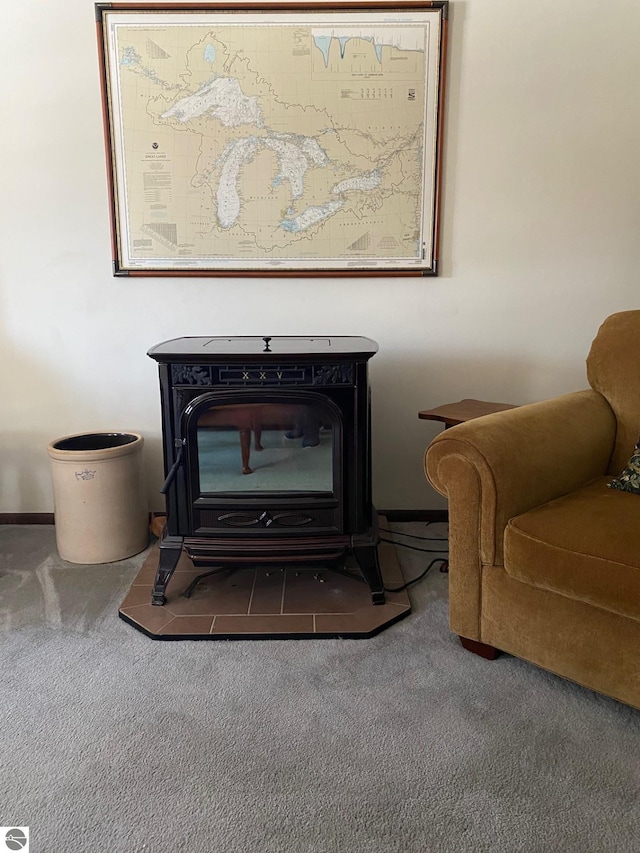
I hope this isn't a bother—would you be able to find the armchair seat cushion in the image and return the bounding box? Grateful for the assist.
[504,477,640,623]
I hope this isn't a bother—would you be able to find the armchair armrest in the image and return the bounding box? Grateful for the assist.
[425,389,616,640]
[426,389,615,564]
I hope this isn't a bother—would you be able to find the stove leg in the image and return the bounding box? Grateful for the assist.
[353,544,385,605]
[152,537,183,605]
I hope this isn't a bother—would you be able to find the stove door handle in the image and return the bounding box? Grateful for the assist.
[160,440,185,495]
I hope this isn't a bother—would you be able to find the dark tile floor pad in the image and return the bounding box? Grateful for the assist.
[119,534,411,640]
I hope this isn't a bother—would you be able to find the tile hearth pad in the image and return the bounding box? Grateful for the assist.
[119,534,410,640]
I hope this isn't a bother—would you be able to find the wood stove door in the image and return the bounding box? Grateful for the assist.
[182,391,344,536]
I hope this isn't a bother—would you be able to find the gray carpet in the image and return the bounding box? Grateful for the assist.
[1,522,639,853]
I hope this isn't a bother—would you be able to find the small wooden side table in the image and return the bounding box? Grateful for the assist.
[419,399,518,572]
[418,398,517,429]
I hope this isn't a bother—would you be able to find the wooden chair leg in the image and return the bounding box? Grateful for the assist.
[239,428,252,474]
[459,636,501,660]
[251,413,264,451]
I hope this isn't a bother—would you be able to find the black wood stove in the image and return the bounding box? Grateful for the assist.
[147,336,384,607]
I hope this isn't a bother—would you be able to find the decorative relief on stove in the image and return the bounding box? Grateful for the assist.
[272,512,313,527]
[197,508,336,532]
[173,389,190,415]
[312,364,354,385]
[171,364,212,385]
[217,510,311,528]
[171,363,354,387]
[218,365,307,385]
[218,512,262,527]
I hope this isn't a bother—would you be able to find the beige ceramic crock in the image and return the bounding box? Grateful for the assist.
[47,431,148,564]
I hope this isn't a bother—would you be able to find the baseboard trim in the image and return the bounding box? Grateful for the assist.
[379,510,448,523]
[0,513,55,525]
[1,510,448,526]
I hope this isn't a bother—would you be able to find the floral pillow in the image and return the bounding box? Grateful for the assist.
[609,438,640,493]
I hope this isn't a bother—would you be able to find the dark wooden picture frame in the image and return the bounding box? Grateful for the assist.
[96,1,448,277]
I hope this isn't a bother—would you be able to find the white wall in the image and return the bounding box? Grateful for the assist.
[2,0,639,514]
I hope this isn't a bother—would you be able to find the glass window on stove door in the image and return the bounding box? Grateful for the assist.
[196,401,335,493]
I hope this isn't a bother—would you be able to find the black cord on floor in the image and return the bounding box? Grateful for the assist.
[379,523,448,543]
[384,557,448,592]
[380,536,448,554]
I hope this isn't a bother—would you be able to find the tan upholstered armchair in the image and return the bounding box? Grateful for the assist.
[425,311,640,709]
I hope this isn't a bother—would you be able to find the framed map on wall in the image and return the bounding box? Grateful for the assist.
[96,2,448,277]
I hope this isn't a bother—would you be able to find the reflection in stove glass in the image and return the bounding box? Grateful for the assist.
[197,402,334,492]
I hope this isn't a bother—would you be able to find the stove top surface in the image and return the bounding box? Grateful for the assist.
[148,336,378,360]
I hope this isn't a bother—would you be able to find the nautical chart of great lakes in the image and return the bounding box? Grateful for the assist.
[104,12,440,271]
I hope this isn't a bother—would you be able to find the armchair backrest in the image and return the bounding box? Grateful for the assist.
[586,310,640,475]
